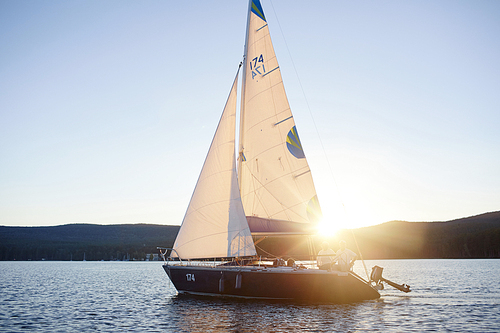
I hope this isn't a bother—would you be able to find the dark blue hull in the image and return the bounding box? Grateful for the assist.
[163,264,379,303]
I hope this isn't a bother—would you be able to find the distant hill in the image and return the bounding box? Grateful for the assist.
[1,211,499,260]
[336,211,500,259]
[0,224,179,261]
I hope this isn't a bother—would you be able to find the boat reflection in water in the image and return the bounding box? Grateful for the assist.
[166,292,373,332]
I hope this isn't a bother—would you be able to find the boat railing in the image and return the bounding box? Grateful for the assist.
[157,247,183,264]
[156,248,229,268]
[156,249,322,270]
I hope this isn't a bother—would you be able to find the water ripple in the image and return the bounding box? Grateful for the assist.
[0,260,499,332]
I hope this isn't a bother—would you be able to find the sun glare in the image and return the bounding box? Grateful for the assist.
[316,219,340,237]
[315,204,378,237]
[315,191,380,232]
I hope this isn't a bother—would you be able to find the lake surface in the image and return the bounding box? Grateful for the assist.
[1,259,499,332]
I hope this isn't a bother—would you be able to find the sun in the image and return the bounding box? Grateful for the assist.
[314,200,348,237]
[316,218,341,237]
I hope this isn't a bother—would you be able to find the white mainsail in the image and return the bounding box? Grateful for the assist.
[173,70,256,259]
[238,0,322,233]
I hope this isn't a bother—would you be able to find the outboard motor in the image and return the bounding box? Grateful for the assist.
[370,266,411,293]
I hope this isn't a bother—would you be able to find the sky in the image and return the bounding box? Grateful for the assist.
[1,0,499,229]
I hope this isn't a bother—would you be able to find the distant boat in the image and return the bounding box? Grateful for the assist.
[160,0,408,303]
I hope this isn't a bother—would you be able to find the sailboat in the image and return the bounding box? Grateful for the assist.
[159,0,408,303]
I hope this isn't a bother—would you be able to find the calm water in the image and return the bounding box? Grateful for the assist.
[1,259,499,332]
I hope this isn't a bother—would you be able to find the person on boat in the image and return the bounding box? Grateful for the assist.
[273,258,286,266]
[332,240,357,272]
[317,242,335,270]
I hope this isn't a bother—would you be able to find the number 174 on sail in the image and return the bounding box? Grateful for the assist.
[250,54,265,79]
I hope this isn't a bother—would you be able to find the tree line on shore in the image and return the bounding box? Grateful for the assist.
[1,211,499,261]
[0,224,178,261]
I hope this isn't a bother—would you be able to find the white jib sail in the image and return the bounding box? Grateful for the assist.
[173,70,256,259]
[239,0,322,227]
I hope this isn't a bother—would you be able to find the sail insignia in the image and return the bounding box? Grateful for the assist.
[251,0,266,22]
[286,126,305,159]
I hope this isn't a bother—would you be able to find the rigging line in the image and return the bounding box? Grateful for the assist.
[254,243,279,259]
[350,228,369,281]
[267,0,339,198]
[268,0,369,280]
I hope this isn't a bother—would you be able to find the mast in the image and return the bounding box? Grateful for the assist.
[238,0,253,180]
